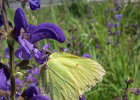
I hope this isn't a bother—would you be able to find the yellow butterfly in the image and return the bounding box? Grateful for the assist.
[40,52,106,100]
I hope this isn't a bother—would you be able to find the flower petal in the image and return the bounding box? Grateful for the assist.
[33,48,46,64]
[28,0,40,10]
[0,68,10,91]
[14,8,28,31]
[18,36,34,51]
[15,46,32,60]
[25,85,40,99]
[29,23,65,43]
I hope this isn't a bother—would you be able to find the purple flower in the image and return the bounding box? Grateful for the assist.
[116,2,122,12]
[79,94,85,100]
[25,85,40,99]
[82,53,91,58]
[107,23,115,28]
[114,31,118,35]
[28,0,40,10]
[31,95,51,100]
[64,48,68,52]
[24,85,50,100]
[115,14,123,21]
[13,8,65,64]
[0,68,10,91]
[110,8,114,12]
[128,88,140,95]
[15,79,20,85]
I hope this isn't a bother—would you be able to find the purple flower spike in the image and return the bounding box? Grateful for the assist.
[14,8,28,31]
[28,0,40,10]
[25,85,40,99]
[29,23,65,43]
[31,95,51,100]
[82,53,91,58]
[0,68,10,91]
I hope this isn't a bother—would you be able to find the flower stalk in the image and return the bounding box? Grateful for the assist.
[1,0,16,100]
[8,42,15,100]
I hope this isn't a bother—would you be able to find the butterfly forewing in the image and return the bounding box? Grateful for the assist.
[45,52,105,100]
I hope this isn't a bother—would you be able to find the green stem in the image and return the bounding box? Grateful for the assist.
[8,43,15,100]
[1,0,16,100]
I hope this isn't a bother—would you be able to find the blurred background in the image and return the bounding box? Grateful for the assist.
[0,0,140,100]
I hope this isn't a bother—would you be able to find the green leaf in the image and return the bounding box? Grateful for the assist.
[40,52,106,100]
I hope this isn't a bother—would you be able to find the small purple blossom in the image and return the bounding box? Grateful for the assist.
[25,85,40,99]
[82,53,91,58]
[115,14,123,21]
[15,79,20,85]
[114,31,118,35]
[63,48,68,52]
[110,8,114,12]
[28,0,40,10]
[107,23,115,28]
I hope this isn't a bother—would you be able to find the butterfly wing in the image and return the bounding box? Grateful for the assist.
[42,52,105,100]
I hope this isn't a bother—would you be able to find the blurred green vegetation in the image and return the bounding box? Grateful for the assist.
[1,0,140,100]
